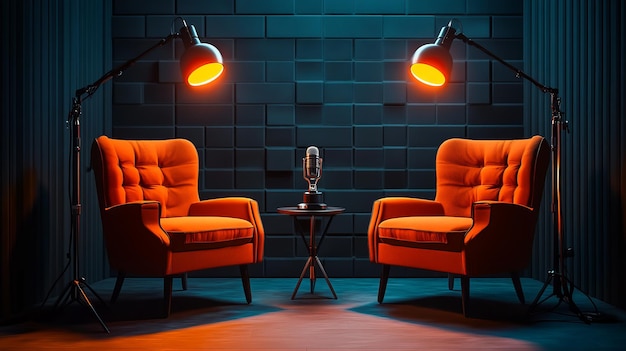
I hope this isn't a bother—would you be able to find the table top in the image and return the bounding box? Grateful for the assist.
[277,206,345,216]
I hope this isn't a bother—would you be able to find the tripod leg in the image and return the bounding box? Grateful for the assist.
[80,277,108,307]
[529,271,555,311]
[529,271,590,323]
[558,274,591,324]
[75,281,110,333]
[53,280,75,311]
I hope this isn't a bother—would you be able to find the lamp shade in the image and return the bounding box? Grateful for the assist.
[179,24,224,86]
[410,25,456,87]
[410,44,452,86]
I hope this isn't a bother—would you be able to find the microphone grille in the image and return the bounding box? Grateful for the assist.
[305,146,319,156]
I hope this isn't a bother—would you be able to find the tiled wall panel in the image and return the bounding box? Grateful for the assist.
[112,0,525,278]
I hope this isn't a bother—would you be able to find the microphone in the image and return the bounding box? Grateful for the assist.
[298,146,327,210]
[304,146,321,191]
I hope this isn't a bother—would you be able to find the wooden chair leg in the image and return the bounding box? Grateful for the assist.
[181,273,188,291]
[460,276,470,317]
[163,276,173,318]
[511,272,525,304]
[378,265,390,303]
[111,272,126,303]
[448,273,454,290]
[240,265,252,304]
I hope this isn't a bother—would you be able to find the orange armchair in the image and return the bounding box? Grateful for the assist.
[368,136,550,316]
[91,136,264,317]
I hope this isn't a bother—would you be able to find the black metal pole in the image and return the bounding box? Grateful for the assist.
[52,96,110,333]
[453,30,590,322]
[50,100,109,332]
[551,93,566,298]
[46,30,182,332]
[71,99,81,301]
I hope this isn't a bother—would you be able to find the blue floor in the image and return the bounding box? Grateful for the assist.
[2,277,625,350]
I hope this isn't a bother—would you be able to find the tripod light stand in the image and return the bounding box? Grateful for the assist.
[410,20,591,323]
[51,17,224,333]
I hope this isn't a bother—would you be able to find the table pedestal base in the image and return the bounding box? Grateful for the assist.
[291,255,337,300]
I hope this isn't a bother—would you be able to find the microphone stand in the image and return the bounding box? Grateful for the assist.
[48,32,179,334]
[454,32,591,323]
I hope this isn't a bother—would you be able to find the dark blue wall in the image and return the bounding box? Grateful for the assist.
[3,0,625,321]
[110,0,526,278]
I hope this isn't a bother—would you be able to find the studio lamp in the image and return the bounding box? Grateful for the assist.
[411,20,593,323]
[410,24,455,86]
[77,17,223,97]
[179,22,224,86]
[50,17,223,333]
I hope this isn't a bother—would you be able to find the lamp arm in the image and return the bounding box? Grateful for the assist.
[455,33,558,96]
[74,33,179,103]
[455,33,566,124]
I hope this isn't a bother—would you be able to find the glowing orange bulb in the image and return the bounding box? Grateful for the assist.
[187,63,224,86]
[410,63,446,87]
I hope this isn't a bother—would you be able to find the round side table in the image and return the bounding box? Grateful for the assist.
[277,206,345,299]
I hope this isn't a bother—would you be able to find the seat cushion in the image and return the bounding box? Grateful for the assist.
[161,216,254,252]
[377,216,472,251]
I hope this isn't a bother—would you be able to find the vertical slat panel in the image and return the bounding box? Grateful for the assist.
[525,0,626,308]
[1,0,18,319]
[594,0,604,297]
[615,0,626,306]
[0,0,110,320]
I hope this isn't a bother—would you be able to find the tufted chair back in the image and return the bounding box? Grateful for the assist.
[91,136,200,218]
[434,136,547,217]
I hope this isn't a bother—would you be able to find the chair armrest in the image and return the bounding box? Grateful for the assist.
[189,197,262,223]
[368,197,445,261]
[463,201,537,275]
[188,197,265,261]
[370,197,445,222]
[103,201,171,275]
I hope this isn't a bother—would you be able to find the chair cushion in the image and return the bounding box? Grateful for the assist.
[378,216,472,251]
[161,216,254,252]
